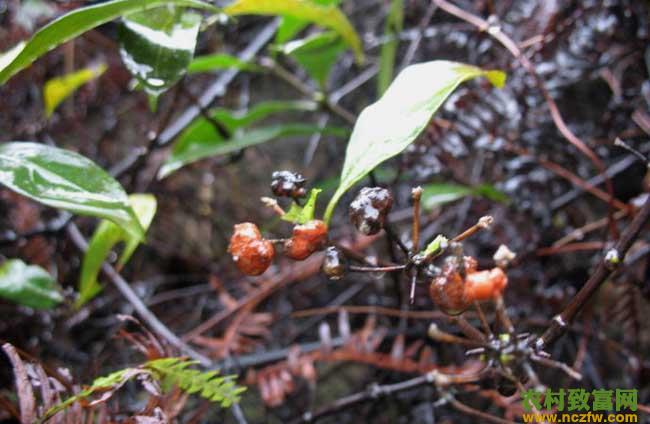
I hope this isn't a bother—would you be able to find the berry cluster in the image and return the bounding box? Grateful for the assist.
[228,171,328,276]
[228,172,509,316]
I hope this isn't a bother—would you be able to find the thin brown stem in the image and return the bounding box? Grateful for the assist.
[453,216,493,242]
[536,193,650,350]
[411,187,423,251]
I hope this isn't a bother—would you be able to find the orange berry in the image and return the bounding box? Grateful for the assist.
[284,220,328,260]
[428,256,476,315]
[228,223,275,276]
[465,267,508,301]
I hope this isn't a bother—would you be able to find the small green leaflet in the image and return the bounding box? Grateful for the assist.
[0,0,216,85]
[421,183,508,210]
[188,53,261,74]
[282,32,345,88]
[0,142,144,240]
[0,259,62,309]
[77,194,157,308]
[224,0,363,63]
[119,6,201,100]
[324,61,506,222]
[282,188,322,224]
[421,234,448,257]
[44,64,107,117]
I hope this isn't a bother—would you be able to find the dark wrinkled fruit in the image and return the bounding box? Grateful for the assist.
[322,246,347,280]
[228,223,275,276]
[428,256,477,315]
[284,220,328,260]
[270,170,307,198]
[349,187,393,235]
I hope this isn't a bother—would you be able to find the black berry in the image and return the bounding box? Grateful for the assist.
[349,187,393,235]
[271,170,307,199]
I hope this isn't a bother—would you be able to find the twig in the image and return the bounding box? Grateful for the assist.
[66,223,212,366]
[535,193,650,350]
[292,370,481,423]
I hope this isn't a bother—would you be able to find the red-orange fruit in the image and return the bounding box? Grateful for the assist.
[284,220,328,260]
[228,223,275,276]
[428,256,476,315]
[464,267,508,301]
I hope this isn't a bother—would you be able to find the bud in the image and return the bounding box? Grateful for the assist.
[321,246,347,280]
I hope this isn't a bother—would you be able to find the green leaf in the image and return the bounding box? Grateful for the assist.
[323,61,506,222]
[421,183,508,210]
[0,0,216,85]
[0,259,62,309]
[275,0,341,44]
[159,99,320,178]
[77,194,157,307]
[224,0,364,63]
[377,0,402,95]
[282,188,322,224]
[44,64,107,117]
[0,142,144,240]
[188,53,262,74]
[282,31,346,88]
[119,6,201,99]
[159,123,347,178]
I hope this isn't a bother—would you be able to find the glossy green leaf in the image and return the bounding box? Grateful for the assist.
[0,259,62,309]
[377,0,402,95]
[44,64,107,117]
[0,0,216,85]
[282,188,322,224]
[421,183,508,210]
[119,6,201,98]
[324,61,506,222]
[275,0,340,44]
[224,0,363,63]
[159,124,347,178]
[159,100,319,178]
[282,32,345,87]
[188,53,262,73]
[0,142,144,240]
[77,194,157,307]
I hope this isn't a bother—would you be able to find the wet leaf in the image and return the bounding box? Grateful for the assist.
[159,100,320,178]
[421,183,508,210]
[119,5,201,98]
[188,53,262,73]
[377,0,402,95]
[275,0,340,44]
[282,32,345,87]
[0,142,144,240]
[77,194,157,308]
[282,188,322,224]
[159,124,347,178]
[324,61,506,222]
[224,0,363,63]
[0,259,62,309]
[0,0,216,85]
[44,64,107,117]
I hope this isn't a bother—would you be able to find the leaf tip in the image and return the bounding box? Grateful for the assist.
[485,70,506,88]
